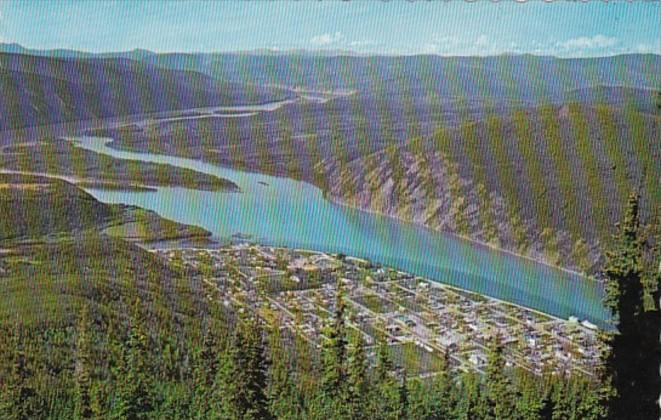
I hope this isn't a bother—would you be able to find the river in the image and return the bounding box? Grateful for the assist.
[72,134,609,328]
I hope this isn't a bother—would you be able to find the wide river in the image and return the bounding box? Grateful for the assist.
[73,133,609,328]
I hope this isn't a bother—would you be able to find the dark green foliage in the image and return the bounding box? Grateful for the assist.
[602,193,660,419]
[345,330,369,419]
[189,331,220,419]
[267,325,303,419]
[212,314,271,420]
[484,335,515,419]
[0,332,41,420]
[73,306,93,420]
[319,279,348,399]
[112,299,154,419]
[454,371,489,420]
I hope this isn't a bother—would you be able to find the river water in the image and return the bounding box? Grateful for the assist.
[72,134,609,328]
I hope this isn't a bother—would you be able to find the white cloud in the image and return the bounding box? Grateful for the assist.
[634,41,661,54]
[417,33,647,58]
[349,39,376,48]
[310,32,344,46]
[558,34,618,51]
[474,35,489,48]
[420,35,461,54]
[421,43,439,54]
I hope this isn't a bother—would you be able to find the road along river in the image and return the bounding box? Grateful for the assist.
[72,135,610,328]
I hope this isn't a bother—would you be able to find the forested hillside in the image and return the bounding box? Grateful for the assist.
[0,173,211,242]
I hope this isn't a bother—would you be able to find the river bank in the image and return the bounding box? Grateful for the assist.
[70,134,610,327]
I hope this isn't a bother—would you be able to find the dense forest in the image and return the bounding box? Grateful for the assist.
[0,193,658,419]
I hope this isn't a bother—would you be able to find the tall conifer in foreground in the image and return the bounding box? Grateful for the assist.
[73,305,94,420]
[320,278,348,400]
[603,193,660,419]
[484,334,515,419]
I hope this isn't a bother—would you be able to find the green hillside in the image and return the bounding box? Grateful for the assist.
[0,173,211,242]
[0,140,239,192]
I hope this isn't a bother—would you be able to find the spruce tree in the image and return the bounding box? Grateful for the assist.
[212,314,271,420]
[0,331,37,420]
[454,371,488,420]
[320,278,348,399]
[514,370,549,420]
[190,331,218,419]
[602,193,660,419]
[212,337,244,419]
[484,334,515,419]
[369,333,401,420]
[397,371,410,419]
[113,299,153,419]
[345,330,369,419]
[374,331,393,384]
[427,349,455,419]
[267,323,301,419]
[73,305,94,420]
[240,315,271,420]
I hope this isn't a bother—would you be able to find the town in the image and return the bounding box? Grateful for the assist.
[154,244,603,379]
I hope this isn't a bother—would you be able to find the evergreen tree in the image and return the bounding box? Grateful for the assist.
[0,331,37,420]
[267,323,301,419]
[239,315,271,420]
[320,278,348,399]
[212,338,244,419]
[73,305,94,420]
[454,371,488,420]
[371,369,406,420]
[190,331,219,419]
[212,314,271,420]
[368,333,400,420]
[345,330,369,419]
[397,371,410,419]
[484,334,515,419]
[602,193,660,419]
[514,370,549,420]
[374,331,393,384]
[113,299,153,419]
[550,376,573,420]
[426,350,455,419]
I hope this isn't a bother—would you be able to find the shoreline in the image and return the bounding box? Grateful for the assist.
[324,194,600,283]
[94,133,598,281]
[154,243,605,329]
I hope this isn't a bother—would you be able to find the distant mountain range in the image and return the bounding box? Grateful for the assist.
[0,48,293,130]
[0,43,658,131]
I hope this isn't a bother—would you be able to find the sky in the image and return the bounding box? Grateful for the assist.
[0,1,659,57]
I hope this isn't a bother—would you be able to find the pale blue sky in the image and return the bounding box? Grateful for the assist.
[0,1,658,56]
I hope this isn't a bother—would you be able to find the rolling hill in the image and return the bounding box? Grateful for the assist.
[0,51,293,130]
[0,173,211,242]
[317,103,660,273]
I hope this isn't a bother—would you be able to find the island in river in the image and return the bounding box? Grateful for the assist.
[0,140,239,192]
